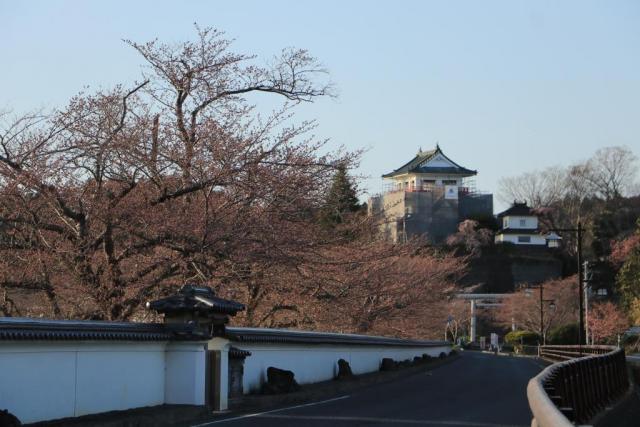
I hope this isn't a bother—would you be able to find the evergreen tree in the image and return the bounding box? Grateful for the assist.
[320,165,361,227]
[616,220,640,310]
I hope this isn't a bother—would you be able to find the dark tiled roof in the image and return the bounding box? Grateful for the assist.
[382,146,477,178]
[229,346,252,359]
[225,327,450,347]
[0,317,201,341]
[147,285,245,316]
[497,202,534,217]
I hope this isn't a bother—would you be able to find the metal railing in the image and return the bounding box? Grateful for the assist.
[527,345,629,427]
[538,344,614,361]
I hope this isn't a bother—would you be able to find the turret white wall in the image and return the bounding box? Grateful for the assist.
[502,215,538,230]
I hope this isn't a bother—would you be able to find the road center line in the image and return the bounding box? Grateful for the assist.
[191,395,351,426]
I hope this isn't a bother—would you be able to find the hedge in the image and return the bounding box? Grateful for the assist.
[548,323,580,345]
[505,330,540,345]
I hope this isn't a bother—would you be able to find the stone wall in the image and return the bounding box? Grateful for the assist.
[370,189,494,244]
[461,247,563,293]
[371,189,462,243]
[459,194,494,221]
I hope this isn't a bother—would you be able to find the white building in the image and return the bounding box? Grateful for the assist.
[495,202,547,245]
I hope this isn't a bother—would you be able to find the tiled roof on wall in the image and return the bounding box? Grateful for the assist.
[0,317,204,341]
[225,327,450,347]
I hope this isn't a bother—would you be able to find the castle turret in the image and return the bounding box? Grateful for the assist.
[382,145,477,194]
[370,145,492,243]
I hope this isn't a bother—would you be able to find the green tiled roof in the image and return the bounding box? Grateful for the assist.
[382,145,477,178]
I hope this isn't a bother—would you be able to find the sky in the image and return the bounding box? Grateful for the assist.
[2,0,640,212]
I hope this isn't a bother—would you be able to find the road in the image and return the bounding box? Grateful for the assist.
[193,352,544,427]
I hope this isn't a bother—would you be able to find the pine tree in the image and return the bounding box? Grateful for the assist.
[320,165,361,227]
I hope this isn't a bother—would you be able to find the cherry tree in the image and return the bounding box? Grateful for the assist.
[588,302,629,344]
[0,27,468,341]
[496,276,579,342]
[0,27,346,320]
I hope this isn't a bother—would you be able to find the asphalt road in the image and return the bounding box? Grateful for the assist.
[193,352,544,427]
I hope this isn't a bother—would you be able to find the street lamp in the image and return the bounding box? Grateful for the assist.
[525,283,556,345]
[544,222,585,347]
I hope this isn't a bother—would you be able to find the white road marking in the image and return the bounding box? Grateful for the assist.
[191,395,351,426]
[259,414,526,426]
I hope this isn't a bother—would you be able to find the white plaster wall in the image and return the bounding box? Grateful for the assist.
[165,342,207,405]
[0,344,77,423]
[233,343,451,394]
[0,341,206,424]
[496,233,546,245]
[75,344,165,416]
[396,175,462,188]
[504,215,538,229]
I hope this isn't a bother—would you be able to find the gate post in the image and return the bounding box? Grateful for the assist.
[207,338,230,411]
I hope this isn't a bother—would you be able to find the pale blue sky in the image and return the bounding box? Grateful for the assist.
[2,1,639,211]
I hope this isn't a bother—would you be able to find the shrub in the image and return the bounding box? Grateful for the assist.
[548,323,580,345]
[505,330,540,346]
[501,344,514,353]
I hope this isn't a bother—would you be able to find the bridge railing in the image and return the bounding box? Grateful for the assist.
[527,345,629,427]
[538,344,614,361]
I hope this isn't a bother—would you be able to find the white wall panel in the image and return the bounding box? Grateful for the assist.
[165,343,206,405]
[74,345,165,416]
[235,343,451,394]
[0,346,77,423]
[0,341,206,424]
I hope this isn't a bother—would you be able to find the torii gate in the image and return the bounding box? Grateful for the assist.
[456,293,510,342]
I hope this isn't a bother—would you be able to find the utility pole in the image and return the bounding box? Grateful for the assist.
[546,222,586,348]
[583,261,591,345]
[470,300,476,343]
[528,282,554,345]
[577,222,584,348]
[540,283,544,345]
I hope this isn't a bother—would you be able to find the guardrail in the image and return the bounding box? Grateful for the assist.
[527,345,629,427]
[538,344,614,361]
